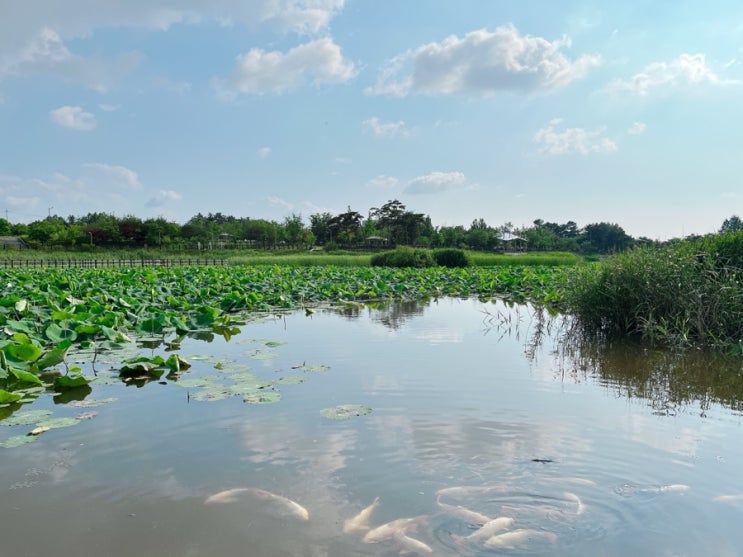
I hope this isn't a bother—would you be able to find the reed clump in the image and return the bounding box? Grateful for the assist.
[563,235,743,351]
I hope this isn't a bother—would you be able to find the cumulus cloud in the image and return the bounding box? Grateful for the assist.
[362,117,407,138]
[49,105,97,130]
[404,171,467,195]
[82,162,143,190]
[257,147,272,158]
[627,121,647,135]
[0,1,345,87]
[367,175,399,188]
[609,53,730,96]
[6,28,141,92]
[367,24,600,97]
[212,37,356,96]
[534,119,617,155]
[146,189,182,207]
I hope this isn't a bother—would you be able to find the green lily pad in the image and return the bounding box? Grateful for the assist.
[189,389,231,402]
[292,363,331,372]
[243,391,282,404]
[320,404,373,420]
[1,409,53,426]
[277,376,305,385]
[35,417,80,429]
[0,434,38,448]
[68,397,117,408]
[247,351,278,360]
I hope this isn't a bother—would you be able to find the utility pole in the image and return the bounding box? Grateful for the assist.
[48,206,53,218]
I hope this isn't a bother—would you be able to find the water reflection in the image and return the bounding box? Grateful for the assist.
[2,299,743,557]
[482,304,743,416]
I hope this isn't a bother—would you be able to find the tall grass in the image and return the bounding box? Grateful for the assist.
[228,253,372,267]
[563,240,743,351]
[468,251,581,267]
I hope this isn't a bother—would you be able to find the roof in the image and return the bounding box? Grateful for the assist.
[499,233,526,242]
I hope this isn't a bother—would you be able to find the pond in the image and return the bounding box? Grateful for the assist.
[2,298,743,556]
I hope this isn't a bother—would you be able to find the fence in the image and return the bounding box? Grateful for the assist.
[0,258,227,269]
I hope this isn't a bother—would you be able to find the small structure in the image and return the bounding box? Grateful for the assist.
[365,235,389,248]
[0,236,29,250]
[497,232,527,253]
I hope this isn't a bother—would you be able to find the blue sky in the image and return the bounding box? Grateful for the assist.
[0,1,741,239]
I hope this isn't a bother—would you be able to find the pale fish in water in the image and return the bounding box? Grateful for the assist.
[362,516,427,544]
[712,494,743,503]
[563,491,585,515]
[452,516,515,544]
[435,485,507,499]
[204,488,309,521]
[343,497,380,533]
[436,498,491,525]
[484,528,557,549]
[392,531,433,554]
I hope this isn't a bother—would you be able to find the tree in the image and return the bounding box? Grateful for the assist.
[328,207,363,246]
[581,222,634,254]
[720,215,743,234]
[309,212,333,245]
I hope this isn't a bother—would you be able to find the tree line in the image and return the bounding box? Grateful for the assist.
[2,200,740,255]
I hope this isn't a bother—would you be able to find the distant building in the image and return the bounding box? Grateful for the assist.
[0,236,30,250]
[497,232,527,253]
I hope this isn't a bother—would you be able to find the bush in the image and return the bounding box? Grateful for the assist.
[433,248,469,268]
[699,230,743,269]
[563,242,743,349]
[370,247,436,268]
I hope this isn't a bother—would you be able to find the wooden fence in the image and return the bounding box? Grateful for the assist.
[0,258,227,269]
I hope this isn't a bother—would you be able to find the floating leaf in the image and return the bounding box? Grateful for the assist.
[1,409,53,426]
[0,434,38,448]
[76,411,98,420]
[243,392,282,404]
[277,376,305,385]
[68,397,116,408]
[292,363,331,372]
[264,341,287,348]
[29,426,50,436]
[35,417,80,430]
[248,351,278,360]
[320,404,372,420]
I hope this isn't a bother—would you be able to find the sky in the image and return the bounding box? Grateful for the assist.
[0,1,741,240]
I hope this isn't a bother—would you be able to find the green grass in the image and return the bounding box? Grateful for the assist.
[467,251,582,267]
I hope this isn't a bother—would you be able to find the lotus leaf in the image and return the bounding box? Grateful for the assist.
[320,404,372,420]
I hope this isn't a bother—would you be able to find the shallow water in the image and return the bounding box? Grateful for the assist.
[2,299,743,556]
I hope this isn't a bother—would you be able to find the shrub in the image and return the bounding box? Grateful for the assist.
[370,247,436,268]
[563,242,743,349]
[433,248,469,268]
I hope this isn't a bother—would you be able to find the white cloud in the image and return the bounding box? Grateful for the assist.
[268,195,294,211]
[404,171,467,195]
[1,163,145,220]
[257,147,272,158]
[627,121,647,135]
[6,28,141,92]
[82,162,143,190]
[213,37,356,96]
[98,103,120,112]
[362,117,407,138]
[610,53,730,96]
[367,175,399,188]
[534,120,618,155]
[49,105,97,130]
[0,1,345,86]
[146,189,182,207]
[367,24,600,97]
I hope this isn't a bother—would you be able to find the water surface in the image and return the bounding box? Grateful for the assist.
[2,299,743,556]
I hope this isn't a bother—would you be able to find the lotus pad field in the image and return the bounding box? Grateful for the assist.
[0,265,565,404]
